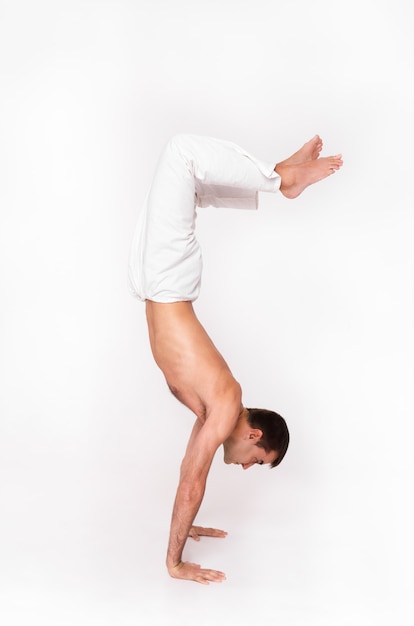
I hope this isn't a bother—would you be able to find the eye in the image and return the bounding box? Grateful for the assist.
[255,458,264,466]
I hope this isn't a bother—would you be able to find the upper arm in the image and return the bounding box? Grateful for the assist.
[180,423,220,484]
[180,394,241,482]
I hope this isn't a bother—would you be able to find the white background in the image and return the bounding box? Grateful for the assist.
[1,1,413,624]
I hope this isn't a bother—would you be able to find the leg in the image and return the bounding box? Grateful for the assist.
[276,134,323,166]
[275,136,343,199]
[129,135,281,303]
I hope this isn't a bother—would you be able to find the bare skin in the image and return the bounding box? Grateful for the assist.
[146,301,276,585]
[275,135,343,199]
[277,134,323,166]
[144,136,342,584]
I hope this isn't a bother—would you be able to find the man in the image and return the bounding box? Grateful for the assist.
[129,134,343,584]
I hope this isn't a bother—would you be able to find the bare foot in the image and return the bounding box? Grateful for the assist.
[277,135,323,167]
[275,155,343,199]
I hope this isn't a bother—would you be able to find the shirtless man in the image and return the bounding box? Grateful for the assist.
[129,134,343,584]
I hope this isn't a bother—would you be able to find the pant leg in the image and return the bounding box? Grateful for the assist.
[128,134,281,303]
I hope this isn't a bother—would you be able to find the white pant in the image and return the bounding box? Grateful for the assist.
[128,134,281,303]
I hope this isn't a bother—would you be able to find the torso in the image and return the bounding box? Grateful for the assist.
[145,301,241,421]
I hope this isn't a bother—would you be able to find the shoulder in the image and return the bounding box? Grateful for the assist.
[203,379,242,441]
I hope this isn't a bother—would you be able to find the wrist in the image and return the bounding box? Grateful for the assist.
[167,560,183,572]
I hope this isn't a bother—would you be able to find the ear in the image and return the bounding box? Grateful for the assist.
[247,428,263,442]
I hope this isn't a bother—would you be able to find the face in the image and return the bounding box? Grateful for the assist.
[222,432,278,470]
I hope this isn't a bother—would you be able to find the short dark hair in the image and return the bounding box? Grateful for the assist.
[246,408,289,469]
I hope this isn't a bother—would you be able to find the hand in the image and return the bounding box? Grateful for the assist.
[188,525,228,541]
[168,561,226,585]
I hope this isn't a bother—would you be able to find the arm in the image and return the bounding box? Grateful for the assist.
[166,422,222,583]
[166,403,238,584]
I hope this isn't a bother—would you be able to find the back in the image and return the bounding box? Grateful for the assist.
[145,301,241,421]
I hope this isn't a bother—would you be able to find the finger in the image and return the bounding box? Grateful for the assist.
[196,527,228,537]
[195,576,224,585]
[178,562,226,584]
[188,528,200,541]
[203,568,226,578]
[199,569,226,583]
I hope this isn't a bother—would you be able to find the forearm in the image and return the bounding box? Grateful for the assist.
[164,407,234,579]
[166,479,206,570]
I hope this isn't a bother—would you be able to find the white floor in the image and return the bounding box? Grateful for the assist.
[1,433,412,625]
[1,2,413,625]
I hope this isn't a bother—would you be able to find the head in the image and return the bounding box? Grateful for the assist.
[223,407,289,470]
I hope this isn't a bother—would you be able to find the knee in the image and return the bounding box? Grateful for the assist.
[167,134,193,153]
[164,134,196,169]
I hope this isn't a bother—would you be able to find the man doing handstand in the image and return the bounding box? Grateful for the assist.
[129,134,343,584]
